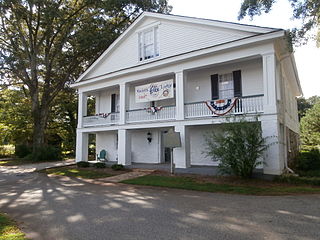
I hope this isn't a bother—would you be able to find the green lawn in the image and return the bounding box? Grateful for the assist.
[0,159,64,167]
[122,175,320,195]
[41,167,113,179]
[0,159,30,166]
[0,213,27,240]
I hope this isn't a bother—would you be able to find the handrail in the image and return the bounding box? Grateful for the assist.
[184,94,264,105]
[126,105,176,112]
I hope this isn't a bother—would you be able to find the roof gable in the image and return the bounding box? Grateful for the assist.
[76,12,281,82]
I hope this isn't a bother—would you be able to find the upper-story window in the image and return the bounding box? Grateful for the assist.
[218,73,234,99]
[138,26,159,61]
[211,70,242,100]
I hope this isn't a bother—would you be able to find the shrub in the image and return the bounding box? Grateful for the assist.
[93,162,106,168]
[204,117,269,178]
[25,145,62,162]
[294,149,320,171]
[77,161,90,168]
[111,164,124,171]
[15,144,32,158]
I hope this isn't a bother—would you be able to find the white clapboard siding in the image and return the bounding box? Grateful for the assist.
[84,16,257,80]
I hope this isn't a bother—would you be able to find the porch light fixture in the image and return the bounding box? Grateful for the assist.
[147,132,152,143]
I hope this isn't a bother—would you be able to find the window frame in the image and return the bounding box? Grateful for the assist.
[138,26,159,62]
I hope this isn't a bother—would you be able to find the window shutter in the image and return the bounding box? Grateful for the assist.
[211,74,219,100]
[233,70,242,97]
[111,94,116,112]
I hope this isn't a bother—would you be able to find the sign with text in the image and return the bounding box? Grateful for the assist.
[135,79,174,103]
[163,130,181,148]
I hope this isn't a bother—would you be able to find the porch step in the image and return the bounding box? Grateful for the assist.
[103,169,155,183]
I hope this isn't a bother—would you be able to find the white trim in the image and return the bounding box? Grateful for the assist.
[75,12,280,83]
[145,12,277,34]
[135,21,161,33]
[71,30,284,89]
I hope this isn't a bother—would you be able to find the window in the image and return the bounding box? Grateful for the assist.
[139,26,159,61]
[218,73,234,99]
[211,70,242,100]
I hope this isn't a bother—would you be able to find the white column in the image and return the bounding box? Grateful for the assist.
[77,92,87,128]
[117,129,132,165]
[75,131,88,162]
[175,71,185,120]
[261,115,284,175]
[173,124,190,168]
[119,83,129,125]
[95,93,100,114]
[262,53,278,114]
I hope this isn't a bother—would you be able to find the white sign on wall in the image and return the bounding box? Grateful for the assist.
[135,79,174,103]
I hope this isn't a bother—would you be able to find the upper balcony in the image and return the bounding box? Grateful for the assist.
[79,58,267,128]
[82,95,263,127]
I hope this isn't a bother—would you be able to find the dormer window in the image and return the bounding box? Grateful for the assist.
[138,26,159,61]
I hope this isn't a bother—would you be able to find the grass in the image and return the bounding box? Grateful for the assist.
[0,158,66,167]
[0,213,27,240]
[40,167,113,179]
[0,159,30,166]
[121,175,320,195]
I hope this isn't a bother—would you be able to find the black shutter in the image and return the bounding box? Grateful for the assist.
[233,70,242,97]
[111,94,116,112]
[151,101,155,107]
[211,74,219,100]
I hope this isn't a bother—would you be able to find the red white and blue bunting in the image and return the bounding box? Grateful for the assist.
[147,106,163,113]
[96,113,111,118]
[205,98,238,116]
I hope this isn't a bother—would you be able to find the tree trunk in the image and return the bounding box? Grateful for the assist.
[31,97,50,152]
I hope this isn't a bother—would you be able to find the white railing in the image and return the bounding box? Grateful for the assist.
[83,112,119,127]
[126,105,176,123]
[185,95,264,118]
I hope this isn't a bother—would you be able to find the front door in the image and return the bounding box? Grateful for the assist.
[161,130,172,163]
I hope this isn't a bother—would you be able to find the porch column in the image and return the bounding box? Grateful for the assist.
[118,129,132,165]
[175,71,185,120]
[77,92,87,128]
[173,124,190,168]
[75,131,88,162]
[262,53,278,114]
[95,93,100,114]
[261,115,284,175]
[119,83,129,125]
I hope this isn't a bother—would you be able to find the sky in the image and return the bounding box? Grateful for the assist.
[168,0,320,98]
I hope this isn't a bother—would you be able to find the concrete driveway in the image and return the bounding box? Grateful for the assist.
[1,165,320,240]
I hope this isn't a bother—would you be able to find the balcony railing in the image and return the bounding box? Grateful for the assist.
[126,105,176,123]
[185,95,264,119]
[83,112,119,127]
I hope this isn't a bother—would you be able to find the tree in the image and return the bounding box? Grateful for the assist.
[0,87,33,145]
[300,100,320,149]
[297,96,320,120]
[0,0,171,152]
[238,0,320,46]
[204,117,268,178]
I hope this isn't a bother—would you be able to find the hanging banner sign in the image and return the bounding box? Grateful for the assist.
[135,79,174,103]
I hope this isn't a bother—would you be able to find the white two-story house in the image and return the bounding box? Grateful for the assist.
[71,12,302,176]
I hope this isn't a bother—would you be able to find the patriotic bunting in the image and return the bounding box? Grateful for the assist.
[205,98,238,116]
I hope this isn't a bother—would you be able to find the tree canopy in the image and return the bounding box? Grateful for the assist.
[0,0,171,152]
[239,0,320,46]
[300,99,320,150]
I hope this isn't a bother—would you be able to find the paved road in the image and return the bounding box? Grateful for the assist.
[1,165,320,240]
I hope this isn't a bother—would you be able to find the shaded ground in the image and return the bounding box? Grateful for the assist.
[1,164,320,240]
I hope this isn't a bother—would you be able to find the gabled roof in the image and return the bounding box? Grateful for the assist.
[75,12,283,83]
